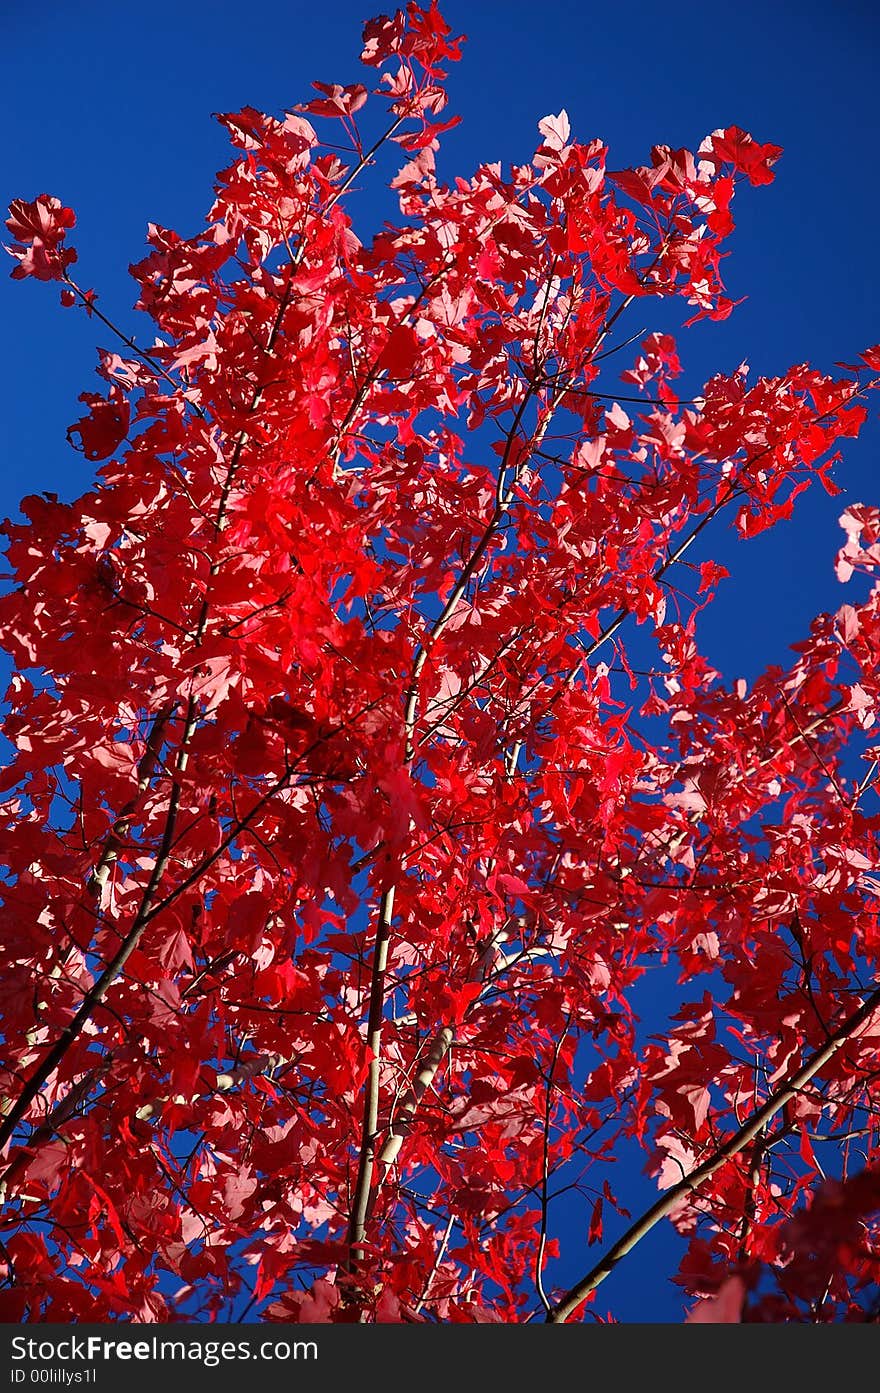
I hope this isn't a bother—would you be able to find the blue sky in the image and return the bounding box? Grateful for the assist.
[2,0,878,1323]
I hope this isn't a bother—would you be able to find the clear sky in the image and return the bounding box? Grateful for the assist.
[2,0,878,1322]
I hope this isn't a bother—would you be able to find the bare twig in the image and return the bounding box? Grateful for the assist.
[346,882,396,1266]
[536,1021,569,1314]
[414,1212,456,1315]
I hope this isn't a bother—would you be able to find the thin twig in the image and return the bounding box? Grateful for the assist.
[414,1212,456,1315]
[536,1021,569,1314]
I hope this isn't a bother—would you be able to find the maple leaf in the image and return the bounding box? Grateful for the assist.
[5,194,77,281]
[685,1276,746,1323]
[299,81,369,118]
[537,109,571,151]
[698,126,783,186]
[360,11,407,66]
[66,387,131,461]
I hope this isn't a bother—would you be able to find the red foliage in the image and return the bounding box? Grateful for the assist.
[5,194,77,281]
[2,2,880,1325]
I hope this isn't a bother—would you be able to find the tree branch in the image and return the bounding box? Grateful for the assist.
[548,976,880,1321]
[346,882,396,1266]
